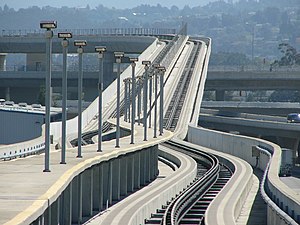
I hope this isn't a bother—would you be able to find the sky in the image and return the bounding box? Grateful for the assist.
[1,0,218,10]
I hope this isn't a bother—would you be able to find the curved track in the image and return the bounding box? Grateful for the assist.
[145,140,232,225]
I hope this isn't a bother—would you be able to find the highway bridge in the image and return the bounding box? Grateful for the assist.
[0,25,299,225]
[206,70,300,101]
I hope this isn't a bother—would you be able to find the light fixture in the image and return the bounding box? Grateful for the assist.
[40,21,57,29]
[74,40,87,47]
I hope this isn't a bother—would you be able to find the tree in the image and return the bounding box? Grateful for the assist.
[271,43,300,67]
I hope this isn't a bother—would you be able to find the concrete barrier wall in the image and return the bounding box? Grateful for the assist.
[0,128,45,159]
[190,38,211,126]
[129,146,197,225]
[187,124,300,224]
[25,145,159,225]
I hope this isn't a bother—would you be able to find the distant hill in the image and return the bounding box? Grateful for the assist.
[1,0,222,10]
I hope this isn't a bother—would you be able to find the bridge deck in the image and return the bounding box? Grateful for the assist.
[0,122,173,225]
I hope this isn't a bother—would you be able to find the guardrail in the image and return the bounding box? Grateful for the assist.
[0,134,45,160]
[0,27,177,37]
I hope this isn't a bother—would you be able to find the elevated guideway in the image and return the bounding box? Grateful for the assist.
[2,25,299,225]
[0,26,207,225]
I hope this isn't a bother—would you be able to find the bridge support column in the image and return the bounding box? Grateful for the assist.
[82,168,93,217]
[120,155,128,196]
[134,151,141,189]
[103,52,116,86]
[145,148,151,183]
[102,161,112,208]
[50,198,60,225]
[5,87,10,101]
[92,165,102,212]
[127,153,135,192]
[140,149,146,186]
[215,90,225,101]
[26,53,45,71]
[71,174,83,224]
[60,183,72,225]
[112,158,121,201]
[0,53,7,71]
[150,146,158,180]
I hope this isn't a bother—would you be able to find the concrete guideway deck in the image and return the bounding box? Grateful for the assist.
[0,122,173,225]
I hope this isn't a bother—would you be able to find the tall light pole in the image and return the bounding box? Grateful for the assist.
[153,64,160,138]
[114,52,124,148]
[74,40,87,158]
[137,76,142,125]
[148,73,153,128]
[123,78,128,122]
[159,66,166,136]
[58,32,72,164]
[142,61,151,141]
[130,57,138,144]
[95,46,106,152]
[40,20,57,172]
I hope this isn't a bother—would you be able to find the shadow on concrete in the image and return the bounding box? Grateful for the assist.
[246,168,267,225]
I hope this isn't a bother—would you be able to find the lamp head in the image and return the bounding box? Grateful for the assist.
[74,40,87,47]
[142,60,151,66]
[114,52,124,58]
[40,21,57,29]
[95,46,107,53]
[58,32,72,39]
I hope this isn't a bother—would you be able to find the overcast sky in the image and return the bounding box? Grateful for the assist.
[1,0,217,10]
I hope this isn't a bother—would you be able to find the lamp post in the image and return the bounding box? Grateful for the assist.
[148,73,153,128]
[95,46,106,152]
[142,61,151,141]
[58,32,72,164]
[130,57,138,144]
[123,78,128,122]
[74,40,87,158]
[114,52,124,148]
[153,64,160,138]
[40,20,57,172]
[137,76,142,125]
[158,66,166,136]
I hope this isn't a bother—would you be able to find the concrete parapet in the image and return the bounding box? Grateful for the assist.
[128,145,197,225]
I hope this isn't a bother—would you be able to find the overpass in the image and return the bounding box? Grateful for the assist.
[199,107,300,159]
[0,26,299,225]
[206,70,300,100]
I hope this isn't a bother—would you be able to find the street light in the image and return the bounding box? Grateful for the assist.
[137,76,142,125]
[95,46,106,152]
[158,66,166,136]
[58,32,72,164]
[152,64,160,138]
[130,57,138,144]
[123,78,129,122]
[40,20,57,172]
[142,60,151,141]
[114,51,124,148]
[74,40,87,158]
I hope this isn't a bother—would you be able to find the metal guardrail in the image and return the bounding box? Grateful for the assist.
[0,27,177,37]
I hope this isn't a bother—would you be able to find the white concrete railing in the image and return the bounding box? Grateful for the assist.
[0,132,45,159]
[188,124,300,224]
